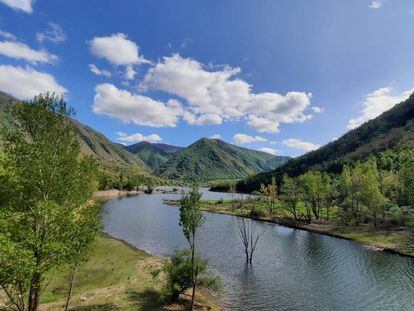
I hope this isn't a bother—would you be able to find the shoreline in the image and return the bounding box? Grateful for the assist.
[163,199,414,258]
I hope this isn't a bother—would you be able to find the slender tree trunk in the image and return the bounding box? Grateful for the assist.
[28,273,41,311]
[190,232,196,311]
[64,266,77,311]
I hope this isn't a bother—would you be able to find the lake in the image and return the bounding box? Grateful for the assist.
[102,188,414,311]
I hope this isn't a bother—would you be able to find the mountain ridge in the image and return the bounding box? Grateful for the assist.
[237,92,414,192]
[155,137,290,182]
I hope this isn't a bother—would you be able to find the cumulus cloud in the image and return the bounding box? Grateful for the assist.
[0,0,34,13]
[370,1,382,9]
[258,147,277,155]
[124,65,136,80]
[347,86,414,130]
[233,133,267,144]
[92,83,183,127]
[0,40,58,64]
[141,54,314,132]
[0,29,16,40]
[89,64,111,77]
[36,22,66,43]
[116,132,162,144]
[183,111,222,125]
[211,134,222,139]
[283,138,320,152]
[89,33,149,66]
[0,65,67,100]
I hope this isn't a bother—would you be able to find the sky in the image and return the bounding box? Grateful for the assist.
[0,0,414,157]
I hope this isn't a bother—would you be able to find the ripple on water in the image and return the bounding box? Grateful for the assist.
[102,190,414,311]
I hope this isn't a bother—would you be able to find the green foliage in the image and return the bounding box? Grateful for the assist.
[237,93,414,192]
[156,138,290,183]
[0,94,99,311]
[158,249,221,302]
[179,188,204,246]
[124,141,183,171]
[279,174,300,220]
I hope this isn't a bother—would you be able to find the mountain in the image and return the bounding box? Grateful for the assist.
[237,92,414,192]
[124,141,183,170]
[0,92,149,173]
[155,138,290,182]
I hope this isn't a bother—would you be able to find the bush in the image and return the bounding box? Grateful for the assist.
[158,249,221,302]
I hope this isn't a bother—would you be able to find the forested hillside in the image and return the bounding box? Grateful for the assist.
[0,92,158,189]
[156,138,290,182]
[124,141,183,170]
[238,92,414,192]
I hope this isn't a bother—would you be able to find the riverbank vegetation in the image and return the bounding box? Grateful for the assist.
[174,149,414,256]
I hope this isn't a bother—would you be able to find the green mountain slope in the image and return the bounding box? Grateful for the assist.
[0,92,149,174]
[124,141,183,170]
[155,138,290,182]
[238,92,414,192]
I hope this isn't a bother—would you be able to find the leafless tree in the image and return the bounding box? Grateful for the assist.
[236,218,265,264]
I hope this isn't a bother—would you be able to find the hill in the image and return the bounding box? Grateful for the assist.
[124,141,183,170]
[0,92,150,177]
[155,138,290,182]
[237,92,414,192]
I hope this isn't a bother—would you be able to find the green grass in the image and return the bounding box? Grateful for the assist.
[42,235,152,304]
[39,235,221,311]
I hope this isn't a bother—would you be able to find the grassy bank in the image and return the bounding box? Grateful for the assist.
[38,235,222,310]
[164,199,414,257]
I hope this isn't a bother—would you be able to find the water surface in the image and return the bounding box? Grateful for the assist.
[102,189,414,311]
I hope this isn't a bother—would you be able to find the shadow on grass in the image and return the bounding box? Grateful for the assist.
[127,288,164,311]
[70,303,121,311]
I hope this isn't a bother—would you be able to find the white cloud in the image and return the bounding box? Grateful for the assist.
[347,86,414,130]
[233,133,267,144]
[183,111,222,125]
[116,131,162,144]
[211,134,221,139]
[89,64,111,77]
[0,0,34,13]
[258,147,277,155]
[141,54,314,132]
[92,83,183,127]
[0,65,67,100]
[0,29,16,40]
[370,1,382,9]
[283,138,320,152]
[89,33,149,66]
[311,106,324,113]
[36,22,66,43]
[0,40,58,64]
[124,65,136,80]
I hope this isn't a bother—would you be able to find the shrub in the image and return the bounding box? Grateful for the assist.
[158,249,221,302]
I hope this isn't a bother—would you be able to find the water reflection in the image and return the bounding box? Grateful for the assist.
[102,189,414,311]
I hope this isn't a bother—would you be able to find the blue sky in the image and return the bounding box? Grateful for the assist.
[0,0,414,157]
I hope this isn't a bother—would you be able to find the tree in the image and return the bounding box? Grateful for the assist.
[298,171,330,223]
[64,203,101,311]
[400,160,414,206]
[179,187,204,311]
[279,174,300,221]
[259,176,277,215]
[0,94,98,311]
[359,158,385,227]
[236,218,264,263]
[159,249,221,302]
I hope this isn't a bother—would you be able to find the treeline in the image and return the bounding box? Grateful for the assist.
[256,147,414,227]
[97,166,187,191]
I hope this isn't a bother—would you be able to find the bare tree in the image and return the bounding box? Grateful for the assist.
[236,218,265,264]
